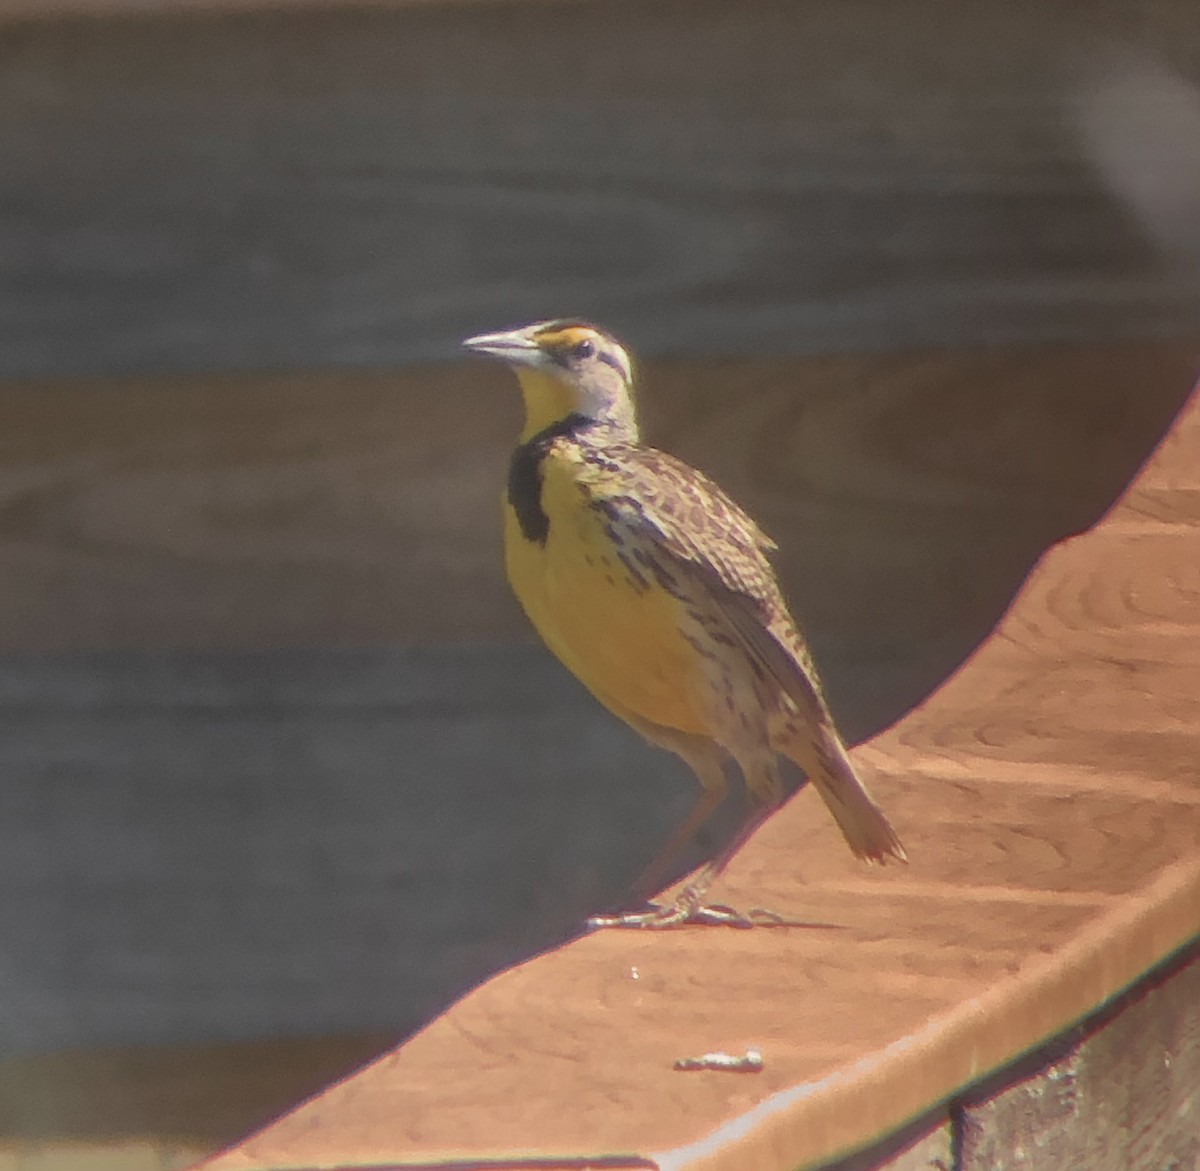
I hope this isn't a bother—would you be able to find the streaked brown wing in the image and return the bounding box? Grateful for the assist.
[585,444,830,721]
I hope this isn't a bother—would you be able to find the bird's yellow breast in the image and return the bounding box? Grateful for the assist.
[504,451,710,736]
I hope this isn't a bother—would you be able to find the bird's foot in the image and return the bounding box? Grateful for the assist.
[587,894,788,930]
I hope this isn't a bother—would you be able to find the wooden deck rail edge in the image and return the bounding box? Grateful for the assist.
[200,381,1200,1170]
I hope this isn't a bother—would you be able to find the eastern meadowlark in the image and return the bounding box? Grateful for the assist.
[464,321,905,928]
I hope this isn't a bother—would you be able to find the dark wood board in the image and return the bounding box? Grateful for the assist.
[0,643,720,1055]
[1,0,1199,380]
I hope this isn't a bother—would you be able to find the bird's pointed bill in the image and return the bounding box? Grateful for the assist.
[462,328,543,366]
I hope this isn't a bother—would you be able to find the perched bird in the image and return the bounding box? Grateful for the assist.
[464,320,905,927]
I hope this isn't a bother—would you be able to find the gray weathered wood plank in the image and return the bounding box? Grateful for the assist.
[0,644,746,1055]
[957,945,1200,1171]
[1,0,1199,380]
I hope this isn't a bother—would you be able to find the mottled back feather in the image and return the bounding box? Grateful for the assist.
[565,430,832,725]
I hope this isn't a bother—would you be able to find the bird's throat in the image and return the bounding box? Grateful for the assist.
[514,368,580,443]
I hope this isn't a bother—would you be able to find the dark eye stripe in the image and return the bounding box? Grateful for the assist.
[598,350,629,382]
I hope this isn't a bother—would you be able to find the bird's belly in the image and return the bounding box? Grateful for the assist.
[504,500,709,735]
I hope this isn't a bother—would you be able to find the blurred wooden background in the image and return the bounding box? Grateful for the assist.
[2,0,1200,380]
[1,0,1199,1164]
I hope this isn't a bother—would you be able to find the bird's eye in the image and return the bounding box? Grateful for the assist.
[573,338,595,360]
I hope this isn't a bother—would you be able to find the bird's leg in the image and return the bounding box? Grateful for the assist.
[589,729,745,930]
[666,800,784,926]
[589,799,783,929]
[628,785,727,904]
[590,748,792,929]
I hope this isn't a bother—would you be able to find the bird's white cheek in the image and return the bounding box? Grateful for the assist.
[577,386,603,416]
[577,383,621,419]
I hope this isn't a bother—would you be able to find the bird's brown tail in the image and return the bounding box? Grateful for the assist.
[779,720,907,863]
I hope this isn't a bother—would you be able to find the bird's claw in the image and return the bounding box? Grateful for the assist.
[684,902,785,928]
[587,900,789,930]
